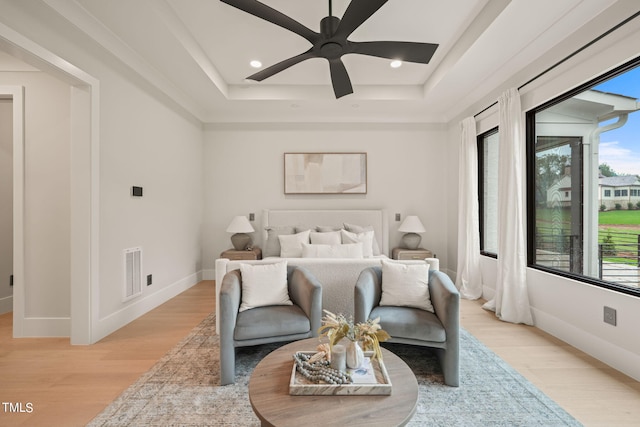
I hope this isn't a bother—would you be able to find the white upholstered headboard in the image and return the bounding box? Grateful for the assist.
[262,209,389,256]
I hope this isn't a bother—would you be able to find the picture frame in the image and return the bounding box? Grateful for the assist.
[284,152,367,194]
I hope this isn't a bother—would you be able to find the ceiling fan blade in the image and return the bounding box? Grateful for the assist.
[328,58,353,98]
[333,0,388,39]
[349,41,439,64]
[220,0,319,44]
[247,50,316,81]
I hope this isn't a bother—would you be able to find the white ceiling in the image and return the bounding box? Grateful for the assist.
[4,0,627,123]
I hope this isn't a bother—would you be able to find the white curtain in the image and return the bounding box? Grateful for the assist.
[482,88,533,325]
[456,117,483,300]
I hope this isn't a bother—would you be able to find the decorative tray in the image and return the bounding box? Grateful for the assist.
[289,351,392,396]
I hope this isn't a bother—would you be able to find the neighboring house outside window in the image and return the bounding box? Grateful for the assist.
[550,175,640,210]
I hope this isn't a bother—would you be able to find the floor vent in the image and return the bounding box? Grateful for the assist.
[124,247,142,301]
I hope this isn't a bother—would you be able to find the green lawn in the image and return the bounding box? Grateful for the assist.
[536,207,639,265]
[599,209,640,226]
[599,212,639,265]
[536,207,640,227]
[535,207,571,231]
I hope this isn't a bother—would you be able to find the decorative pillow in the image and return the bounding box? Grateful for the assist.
[263,226,295,257]
[340,229,375,258]
[380,260,433,313]
[239,261,292,312]
[316,225,342,232]
[310,231,342,245]
[344,223,381,256]
[301,243,364,258]
[278,230,311,257]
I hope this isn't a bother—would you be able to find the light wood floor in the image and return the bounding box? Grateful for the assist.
[461,298,640,426]
[0,281,215,427]
[1,281,639,426]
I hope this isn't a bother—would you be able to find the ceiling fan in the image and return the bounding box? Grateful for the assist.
[220,0,439,98]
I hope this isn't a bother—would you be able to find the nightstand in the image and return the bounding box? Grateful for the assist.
[220,247,262,260]
[392,247,433,260]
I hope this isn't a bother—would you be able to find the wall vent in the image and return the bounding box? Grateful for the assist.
[123,247,142,301]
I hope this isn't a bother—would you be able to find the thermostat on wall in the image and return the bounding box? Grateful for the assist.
[132,186,143,197]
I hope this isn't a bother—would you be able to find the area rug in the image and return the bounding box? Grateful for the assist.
[88,313,582,426]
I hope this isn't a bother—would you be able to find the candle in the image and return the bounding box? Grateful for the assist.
[331,344,346,372]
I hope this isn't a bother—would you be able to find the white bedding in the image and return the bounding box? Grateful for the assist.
[261,209,389,256]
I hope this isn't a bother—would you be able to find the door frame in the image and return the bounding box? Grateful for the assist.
[0,22,100,344]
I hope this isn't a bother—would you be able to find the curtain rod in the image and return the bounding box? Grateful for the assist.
[473,10,640,118]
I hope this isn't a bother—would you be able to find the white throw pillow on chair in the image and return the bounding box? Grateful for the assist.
[239,261,292,312]
[380,260,434,313]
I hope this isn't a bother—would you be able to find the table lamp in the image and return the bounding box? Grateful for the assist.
[226,216,255,250]
[398,215,426,250]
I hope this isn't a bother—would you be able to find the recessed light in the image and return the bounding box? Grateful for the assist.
[390,60,402,68]
[250,60,262,68]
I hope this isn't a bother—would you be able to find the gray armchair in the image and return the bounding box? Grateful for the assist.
[219,265,322,385]
[354,266,460,386]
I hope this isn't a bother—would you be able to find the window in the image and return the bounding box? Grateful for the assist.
[478,128,499,256]
[527,57,640,296]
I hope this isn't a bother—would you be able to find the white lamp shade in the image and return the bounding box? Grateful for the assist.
[398,215,426,233]
[226,216,254,233]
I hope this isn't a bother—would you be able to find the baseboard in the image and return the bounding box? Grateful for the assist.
[469,284,640,381]
[0,295,12,315]
[0,296,69,338]
[532,306,640,382]
[20,316,71,337]
[93,271,202,343]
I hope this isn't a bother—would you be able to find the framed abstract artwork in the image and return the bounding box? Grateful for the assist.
[284,152,367,194]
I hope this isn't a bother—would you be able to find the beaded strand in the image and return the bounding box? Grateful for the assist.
[293,352,352,385]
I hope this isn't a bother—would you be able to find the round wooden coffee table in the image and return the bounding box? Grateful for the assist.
[248,338,418,427]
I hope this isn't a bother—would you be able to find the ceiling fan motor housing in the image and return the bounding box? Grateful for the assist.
[319,16,344,59]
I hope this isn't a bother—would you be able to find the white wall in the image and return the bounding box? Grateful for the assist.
[203,123,449,278]
[446,15,640,380]
[97,68,204,327]
[0,2,205,340]
[0,98,11,314]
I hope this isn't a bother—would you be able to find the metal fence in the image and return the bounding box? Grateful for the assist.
[535,227,640,288]
[535,228,578,273]
[598,230,640,287]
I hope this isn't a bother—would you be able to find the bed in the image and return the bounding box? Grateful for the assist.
[260,209,389,256]
[214,209,436,334]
